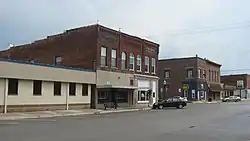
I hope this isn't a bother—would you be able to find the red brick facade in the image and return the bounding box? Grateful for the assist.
[0,24,159,76]
[221,74,250,89]
[158,56,221,100]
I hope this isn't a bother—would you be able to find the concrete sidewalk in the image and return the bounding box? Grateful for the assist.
[0,107,151,121]
[192,100,221,104]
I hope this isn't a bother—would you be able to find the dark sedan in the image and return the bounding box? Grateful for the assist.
[152,97,187,109]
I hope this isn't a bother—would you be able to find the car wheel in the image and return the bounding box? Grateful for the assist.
[177,104,183,109]
[158,105,163,109]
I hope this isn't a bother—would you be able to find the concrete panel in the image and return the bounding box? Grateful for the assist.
[7,80,65,105]
[0,61,96,84]
[6,80,91,105]
[96,70,134,88]
[68,84,91,104]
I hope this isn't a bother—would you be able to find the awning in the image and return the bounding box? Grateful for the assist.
[97,85,138,89]
[224,84,236,90]
[208,83,223,92]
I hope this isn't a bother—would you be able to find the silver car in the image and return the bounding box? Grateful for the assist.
[222,96,241,102]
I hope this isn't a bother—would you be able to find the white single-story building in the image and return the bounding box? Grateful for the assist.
[0,59,96,113]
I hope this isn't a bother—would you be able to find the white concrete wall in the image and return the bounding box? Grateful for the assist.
[4,79,91,105]
[68,84,91,104]
[0,61,96,84]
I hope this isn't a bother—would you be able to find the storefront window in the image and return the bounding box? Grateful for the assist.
[138,90,150,101]
[98,91,108,104]
[116,92,128,103]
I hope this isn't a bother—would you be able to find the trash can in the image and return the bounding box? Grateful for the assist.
[208,97,212,102]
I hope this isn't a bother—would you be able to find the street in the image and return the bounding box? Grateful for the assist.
[1,101,250,141]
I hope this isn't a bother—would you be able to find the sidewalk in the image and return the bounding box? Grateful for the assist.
[191,100,221,104]
[0,107,151,121]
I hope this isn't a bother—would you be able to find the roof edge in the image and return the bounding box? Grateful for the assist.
[0,58,94,72]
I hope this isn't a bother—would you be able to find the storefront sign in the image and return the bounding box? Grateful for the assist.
[183,84,189,91]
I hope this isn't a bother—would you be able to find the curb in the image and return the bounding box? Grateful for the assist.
[0,108,151,121]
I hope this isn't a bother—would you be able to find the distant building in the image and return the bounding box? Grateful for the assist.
[221,74,250,98]
[0,24,160,110]
[158,55,222,101]
[221,83,236,98]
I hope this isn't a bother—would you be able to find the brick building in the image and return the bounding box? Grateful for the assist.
[0,24,160,109]
[221,74,250,98]
[158,55,222,101]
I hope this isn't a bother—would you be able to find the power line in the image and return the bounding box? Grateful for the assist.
[165,21,250,36]
[221,69,250,72]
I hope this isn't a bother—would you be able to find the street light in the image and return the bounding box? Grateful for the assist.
[163,80,167,100]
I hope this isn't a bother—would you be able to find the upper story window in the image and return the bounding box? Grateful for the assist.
[145,56,149,73]
[214,71,216,82]
[121,52,127,70]
[187,69,193,78]
[152,58,156,74]
[164,70,170,78]
[137,55,141,72]
[129,53,134,71]
[101,46,107,66]
[55,56,62,65]
[111,49,117,67]
[202,70,206,79]
[217,72,220,82]
[198,69,201,78]
[211,71,214,81]
[208,70,211,81]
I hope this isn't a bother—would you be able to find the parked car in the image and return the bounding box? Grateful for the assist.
[173,96,188,102]
[222,96,241,102]
[152,97,187,109]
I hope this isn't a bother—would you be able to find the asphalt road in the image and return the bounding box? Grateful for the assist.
[1,101,250,141]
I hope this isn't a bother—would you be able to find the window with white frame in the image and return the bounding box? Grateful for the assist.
[152,58,156,74]
[198,69,201,78]
[187,69,193,78]
[202,70,206,79]
[101,46,107,66]
[55,56,62,65]
[138,90,150,101]
[165,70,170,78]
[145,56,149,73]
[121,52,127,70]
[137,55,141,71]
[111,49,117,67]
[129,53,134,71]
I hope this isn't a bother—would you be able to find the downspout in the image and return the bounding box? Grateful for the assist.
[195,54,199,101]
[66,83,69,110]
[3,78,8,113]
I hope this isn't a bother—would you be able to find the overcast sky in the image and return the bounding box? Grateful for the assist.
[1,0,250,74]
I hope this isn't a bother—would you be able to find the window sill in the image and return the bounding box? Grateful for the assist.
[100,65,109,68]
[54,94,62,96]
[145,71,150,74]
[33,94,42,96]
[8,94,18,96]
[138,101,149,104]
